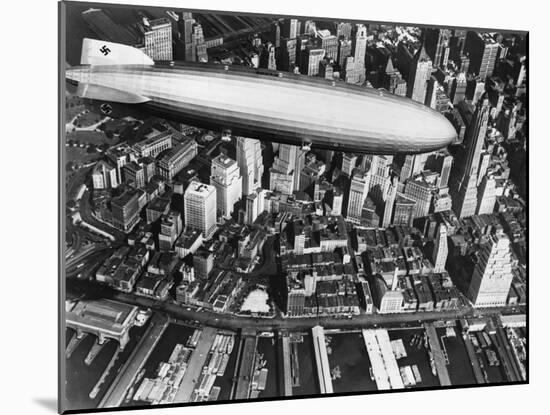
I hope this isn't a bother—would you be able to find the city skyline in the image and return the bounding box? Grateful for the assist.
[60,1,528,414]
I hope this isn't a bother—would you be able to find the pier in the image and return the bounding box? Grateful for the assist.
[85,339,108,366]
[462,334,486,384]
[424,323,451,386]
[362,329,403,390]
[98,313,169,408]
[173,326,218,403]
[281,334,293,396]
[66,332,88,359]
[232,330,258,400]
[311,326,333,394]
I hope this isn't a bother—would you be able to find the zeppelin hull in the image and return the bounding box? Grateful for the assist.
[67,63,457,155]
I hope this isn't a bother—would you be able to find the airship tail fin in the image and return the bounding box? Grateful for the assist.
[76,83,150,104]
[80,38,155,66]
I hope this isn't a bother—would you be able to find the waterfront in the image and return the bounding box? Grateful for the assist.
[64,322,150,411]
[256,336,280,398]
[326,331,377,393]
[436,327,477,386]
[291,333,320,397]
[387,328,439,388]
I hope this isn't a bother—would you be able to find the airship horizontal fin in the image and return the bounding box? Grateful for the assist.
[80,38,155,66]
[76,83,150,104]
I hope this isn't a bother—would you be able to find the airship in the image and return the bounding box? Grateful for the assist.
[66,38,457,154]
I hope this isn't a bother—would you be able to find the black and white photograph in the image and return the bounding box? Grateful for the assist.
[56,1,530,413]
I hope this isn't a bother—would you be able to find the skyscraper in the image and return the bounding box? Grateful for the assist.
[159,210,183,251]
[279,38,297,71]
[341,153,358,177]
[337,38,352,69]
[382,176,398,227]
[407,42,433,104]
[178,12,195,61]
[335,22,352,40]
[191,23,208,63]
[393,193,416,227]
[404,175,434,219]
[464,31,499,80]
[425,28,451,69]
[270,143,305,194]
[317,29,338,60]
[184,181,217,239]
[301,45,325,76]
[467,233,514,307]
[283,18,298,39]
[451,99,490,218]
[236,137,264,196]
[210,154,242,219]
[347,169,370,223]
[432,223,448,273]
[142,18,173,61]
[476,175,496,215]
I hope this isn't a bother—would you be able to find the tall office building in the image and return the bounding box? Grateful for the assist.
[111,190,140,232]
[467,233,514,307]
[142,18,173,61]
[301,45,325,76]
[393,193,416,227]
[476,175,496,215]
[449,72,467,104]
[317,29,338,60]
[432,223,448,273]
[407,42,433,104]
[236,137,264,196]
[341,153,358,177]
[465,31,499,80]
[266,42,277,70]
[270,144,304,194]
[210,154,242,219]
[337,38,352,69]
[400,153,428,183]
[184,181,217,239]
[92,161,118,189]
[335,22,352,40]
[382,176,398,227]
[352,24,367,64]
[159,210,183,251]
[451,99,490,218]
[437,153,453,189]
[279,38,297,71]
[347,169,370,223]
[404,175,434,219]
[271,21,281,48]
[463,98,490,180]
[425,28,451,69]
[283,18,299,39]
[191,23,208,63]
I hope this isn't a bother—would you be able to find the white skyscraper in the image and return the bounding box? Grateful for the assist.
[210,154,242,219]
[184,181,217,239]
[236,137,264,196]
[476,175,496,215]
[143,18,173,61]
[468,233,514,307]
[432,223,448,273]
[270,143,304,194]
[347,169,370,223]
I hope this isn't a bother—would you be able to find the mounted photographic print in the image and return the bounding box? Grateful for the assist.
[59,1,528,413]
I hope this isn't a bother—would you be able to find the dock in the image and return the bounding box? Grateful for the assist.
[311,326,333,394]
[462,333,486,384]
[98,313,169,408]
[424,323,451,386]
[85,339,108,366]
[66,332,88,359]
[233,330,258,400]
[362,329,403,390]
[280,334,293,396]
[89,347,121,399]
[173,326,218,403]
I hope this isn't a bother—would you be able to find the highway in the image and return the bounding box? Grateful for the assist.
[66,279,523,332]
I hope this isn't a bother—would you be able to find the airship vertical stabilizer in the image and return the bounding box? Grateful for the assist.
[80,37,155,66]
